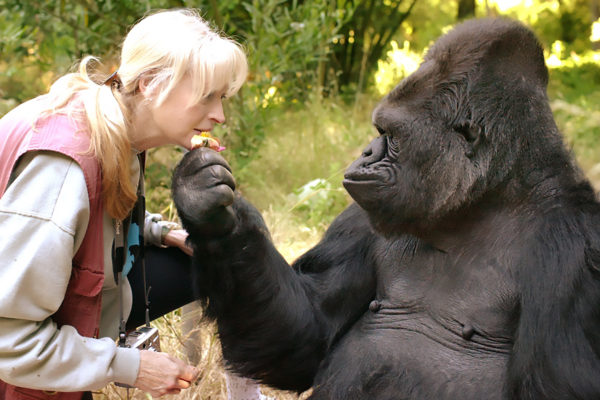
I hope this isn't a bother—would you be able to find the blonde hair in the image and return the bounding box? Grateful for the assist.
[43,9,248,220]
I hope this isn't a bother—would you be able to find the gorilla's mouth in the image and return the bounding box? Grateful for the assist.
[342,171,384,207]
[343,170,381,182]
[342,171,381,193]
[342,178,385,213]
[343,165,396,211]
[343,165,394,185]
[342,180,370,194]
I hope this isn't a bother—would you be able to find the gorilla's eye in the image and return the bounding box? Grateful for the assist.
[375,124,386,136]
[453,122,480,143]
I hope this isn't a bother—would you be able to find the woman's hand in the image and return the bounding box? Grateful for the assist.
[163,229,193,256]
[134,350,199,397]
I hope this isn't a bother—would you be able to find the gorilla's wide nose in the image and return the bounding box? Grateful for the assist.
[344,136,387,179]
[362,136,386,164]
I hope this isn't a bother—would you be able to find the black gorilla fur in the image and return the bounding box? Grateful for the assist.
[172,18,600,399]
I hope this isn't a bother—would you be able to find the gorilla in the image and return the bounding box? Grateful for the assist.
[172,18,600,399]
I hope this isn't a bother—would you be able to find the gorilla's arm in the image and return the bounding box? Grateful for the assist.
[172,149,377,391]
[194,200,376,391]
[507,212,600,399]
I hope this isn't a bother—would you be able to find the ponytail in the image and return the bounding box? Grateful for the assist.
[44,57,137,220]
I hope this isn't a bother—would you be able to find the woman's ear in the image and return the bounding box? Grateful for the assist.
[137,74,154,98]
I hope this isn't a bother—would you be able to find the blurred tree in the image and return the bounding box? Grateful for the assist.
[328,0,419,95]
[0,0,176,103]
[592,0,600,49]
[457,0,475,20]
[558,0,590,44]
[480,0,594,52]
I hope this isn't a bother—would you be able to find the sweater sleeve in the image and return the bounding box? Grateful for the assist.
[0,151,140,391]
[144,211,181,247]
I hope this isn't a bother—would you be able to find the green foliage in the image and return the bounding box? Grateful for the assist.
[239,0,348,100]
[144,146,186,219]
[374,39,422,95]
[229,94,374,218]
[399,0,456,51]
[0,8,52,102]
[549,61,600,103]
[534,0,592,52]
[548,59,600,169]
[209,0,354,170]
[472,0,594,52]
[329,0,419,95]
[288,178,348,227]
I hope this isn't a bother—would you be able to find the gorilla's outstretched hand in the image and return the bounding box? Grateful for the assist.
[172,147,236,237]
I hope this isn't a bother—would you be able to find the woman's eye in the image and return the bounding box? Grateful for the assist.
[202,93,227,103]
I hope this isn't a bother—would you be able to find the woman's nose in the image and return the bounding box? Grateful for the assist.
[209,100,226,124]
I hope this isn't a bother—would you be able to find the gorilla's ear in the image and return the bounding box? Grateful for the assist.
[454,120,482,158]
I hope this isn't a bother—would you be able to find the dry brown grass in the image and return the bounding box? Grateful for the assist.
[94,314,310,400]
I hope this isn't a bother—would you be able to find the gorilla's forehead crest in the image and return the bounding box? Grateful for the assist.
[383,18,549,108]
[423,18,549,88]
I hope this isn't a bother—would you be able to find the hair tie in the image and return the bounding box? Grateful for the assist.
[104,71,122,89]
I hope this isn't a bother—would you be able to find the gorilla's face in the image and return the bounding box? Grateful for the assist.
[337,16,557,238]
[343,58,491,235]
[343,19,553,237]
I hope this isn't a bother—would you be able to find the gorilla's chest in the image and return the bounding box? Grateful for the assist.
[313,238,519,399]
[371,237,518,345]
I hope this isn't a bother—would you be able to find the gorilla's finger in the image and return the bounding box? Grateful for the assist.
[204,164,236,191]
[187,147,232,172]
[210,184,236,207]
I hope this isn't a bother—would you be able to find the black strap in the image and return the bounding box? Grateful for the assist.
[113,153,150,345]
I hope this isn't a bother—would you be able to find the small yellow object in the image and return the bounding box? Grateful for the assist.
[191,132,225,152]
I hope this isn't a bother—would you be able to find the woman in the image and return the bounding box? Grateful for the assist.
[0,9,248,399]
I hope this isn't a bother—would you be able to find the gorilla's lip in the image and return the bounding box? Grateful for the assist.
[342,178,380,193]
[342,178,378,186]
[342,179,383,211]
[343,170,381,182]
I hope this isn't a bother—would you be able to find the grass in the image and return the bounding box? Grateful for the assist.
[548,62,600,177]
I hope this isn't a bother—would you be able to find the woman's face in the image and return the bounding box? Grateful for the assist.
[136,74,226,150]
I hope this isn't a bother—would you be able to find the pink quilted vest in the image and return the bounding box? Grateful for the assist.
[0,97,105,400]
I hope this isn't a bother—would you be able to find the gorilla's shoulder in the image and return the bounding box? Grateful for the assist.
[527,192,600,260]
[323,203,374,240]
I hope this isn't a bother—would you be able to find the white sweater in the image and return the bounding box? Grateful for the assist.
[0,151,140,391]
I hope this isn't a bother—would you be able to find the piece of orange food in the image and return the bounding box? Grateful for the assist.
[191,132,225,152]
